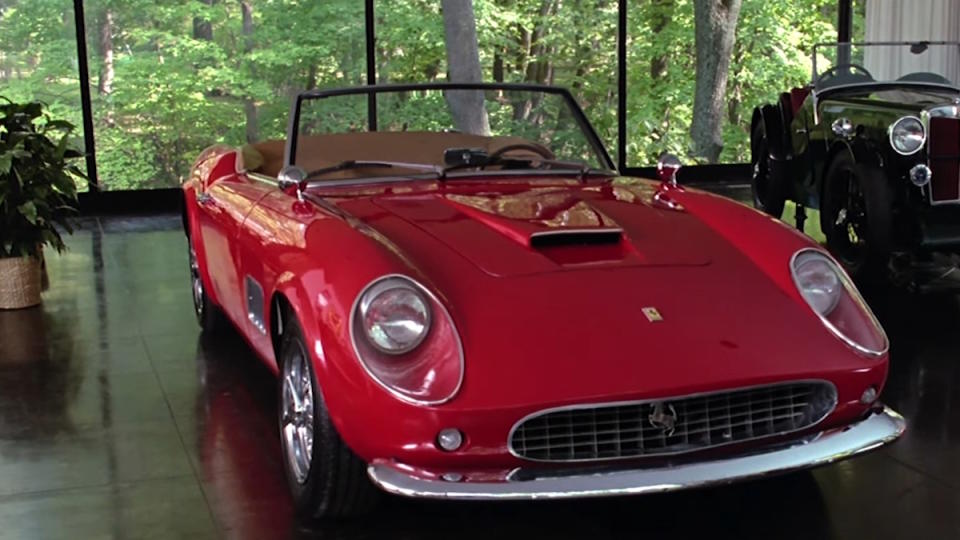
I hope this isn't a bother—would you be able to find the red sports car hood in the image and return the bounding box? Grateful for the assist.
[367,181,709,276]
[319,178,877,409]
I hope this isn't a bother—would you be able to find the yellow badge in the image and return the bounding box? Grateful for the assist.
[642,307,663,322]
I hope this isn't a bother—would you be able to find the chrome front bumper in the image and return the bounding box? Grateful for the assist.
[367,406,905,500]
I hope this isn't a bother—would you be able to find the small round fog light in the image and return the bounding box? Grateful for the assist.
[436,428,463,452]
[860,386,878,404]
[909,164,932,187]
[440,472,463,482]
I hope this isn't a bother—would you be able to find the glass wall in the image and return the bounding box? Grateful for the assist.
[82,0,365,190]
[376,0,619,158]
[625,0,844,166]
[0,0,88,190]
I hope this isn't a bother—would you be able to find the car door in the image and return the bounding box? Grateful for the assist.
[197,167,272,328]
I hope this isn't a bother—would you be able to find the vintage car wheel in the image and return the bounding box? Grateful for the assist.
[189,246,226,333]
[750,122,785,217]
[277,311,379,519]
[821,154,892,278]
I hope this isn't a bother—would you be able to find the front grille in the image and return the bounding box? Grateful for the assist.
[928,116,960,204]
[509,382,837,462]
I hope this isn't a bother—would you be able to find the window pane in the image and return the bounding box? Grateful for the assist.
[84,0,365,190]
[0,0,88,191]
[626,0,840,166]
[376,1,618,161]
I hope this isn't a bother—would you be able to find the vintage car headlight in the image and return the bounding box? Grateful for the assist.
[889,116,925,155]
[359,278,431,354]
[351,275,464,404]
[790,249,888,357]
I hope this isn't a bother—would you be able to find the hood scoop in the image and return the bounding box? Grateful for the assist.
[529,228,623,249]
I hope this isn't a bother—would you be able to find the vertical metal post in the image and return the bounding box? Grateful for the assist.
[616,0,627,172]
[73,0,99,190]
[838,0,853,42]
[365,0,378,131]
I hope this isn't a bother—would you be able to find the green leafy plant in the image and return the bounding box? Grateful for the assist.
[0,99,83,259]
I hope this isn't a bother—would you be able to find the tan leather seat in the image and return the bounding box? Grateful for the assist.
[242,132,552,179]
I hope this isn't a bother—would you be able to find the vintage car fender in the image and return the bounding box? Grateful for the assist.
[670,185,824,307]
[259,210,454,460]
[182,146,244,308]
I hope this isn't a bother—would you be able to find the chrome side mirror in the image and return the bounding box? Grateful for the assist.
[656,153,682,185]
[278,165,307,199]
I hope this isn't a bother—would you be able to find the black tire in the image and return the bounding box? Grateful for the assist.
[751,120,786,218]
[277,310,380,519]
[820,153,893,279]
[189,244,226,333]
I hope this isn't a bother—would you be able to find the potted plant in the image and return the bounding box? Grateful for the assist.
[0,100,82,310]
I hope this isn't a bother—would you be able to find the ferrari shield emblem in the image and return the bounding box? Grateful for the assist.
[642,307,663,322]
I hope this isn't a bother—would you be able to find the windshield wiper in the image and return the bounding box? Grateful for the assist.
[305,160,441,180]
[440,155,612,182]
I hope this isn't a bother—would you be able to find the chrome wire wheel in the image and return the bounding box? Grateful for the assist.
[281,342,315,485]
[189,247,204,321]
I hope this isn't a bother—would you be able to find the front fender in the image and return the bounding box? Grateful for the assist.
[672,187,819,308]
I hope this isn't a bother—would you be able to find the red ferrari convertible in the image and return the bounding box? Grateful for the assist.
[182,83,905,518]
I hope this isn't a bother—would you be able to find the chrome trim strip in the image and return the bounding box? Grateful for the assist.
[348,274,465,406]
[790,249,890,357]
[506,379,837,463]
[247,172,279,186]
[367,406,905,500]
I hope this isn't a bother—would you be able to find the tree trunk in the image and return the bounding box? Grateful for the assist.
[241,1,257,143]
[98,10,114,97]
[193,0,215,41]
[441,0,490,135]
[690,0,742,163]
[649,0,674,79]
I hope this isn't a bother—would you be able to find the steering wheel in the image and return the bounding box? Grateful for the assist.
[487,143,555,162]
[817,64,874,86]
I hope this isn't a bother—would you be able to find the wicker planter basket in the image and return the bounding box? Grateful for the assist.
[0,256,43,310]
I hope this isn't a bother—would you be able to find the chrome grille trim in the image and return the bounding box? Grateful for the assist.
[508,381,838,463]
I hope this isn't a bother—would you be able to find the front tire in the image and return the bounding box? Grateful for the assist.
[277,310,379,519]
[820,153,893,279]
[751,121,785,218]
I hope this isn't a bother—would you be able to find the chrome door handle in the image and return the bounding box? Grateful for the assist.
[197,193,215,206]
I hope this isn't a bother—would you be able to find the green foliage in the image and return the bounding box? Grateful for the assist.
[0,0,850,189]
[0,99,82,258]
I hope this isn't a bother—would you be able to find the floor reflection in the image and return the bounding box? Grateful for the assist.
[0,213,959,539]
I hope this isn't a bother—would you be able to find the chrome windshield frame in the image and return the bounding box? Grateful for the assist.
[283,82,617,175]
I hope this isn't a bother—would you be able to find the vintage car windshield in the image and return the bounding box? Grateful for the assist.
[813,42,960,91]
[292,86,610,180]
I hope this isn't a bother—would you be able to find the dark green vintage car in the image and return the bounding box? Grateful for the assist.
[751,41,960,278]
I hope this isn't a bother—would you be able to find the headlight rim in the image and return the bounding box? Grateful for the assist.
[349,273,465,406]
[789,248,890,358]
[358,277,432,355]
[888,115,926,156]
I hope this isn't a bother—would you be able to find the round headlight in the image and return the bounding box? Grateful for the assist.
[790,249,888,357]
[793,252,842,316]
[359,279,431,354]
[889,116,925,155]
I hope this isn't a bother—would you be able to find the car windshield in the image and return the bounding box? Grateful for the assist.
[813,42,960,90]
[292,85,611,181]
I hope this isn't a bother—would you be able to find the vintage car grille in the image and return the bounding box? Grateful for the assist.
[509,382,837,462]
[928,116,960,204]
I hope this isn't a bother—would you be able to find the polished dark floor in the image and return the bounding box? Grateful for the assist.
[1,210,960,539]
